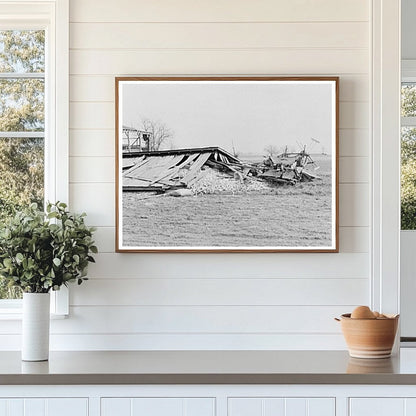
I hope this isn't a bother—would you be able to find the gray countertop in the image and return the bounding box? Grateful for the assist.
[2,349,416,385]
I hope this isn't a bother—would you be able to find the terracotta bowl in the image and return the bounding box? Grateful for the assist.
[337,313,399,359]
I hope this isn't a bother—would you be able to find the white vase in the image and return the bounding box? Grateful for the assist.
[22,293,50,361]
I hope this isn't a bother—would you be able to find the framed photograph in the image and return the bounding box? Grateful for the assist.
[115,77,339,252]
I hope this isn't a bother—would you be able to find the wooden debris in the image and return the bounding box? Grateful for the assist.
[121,145,320,193]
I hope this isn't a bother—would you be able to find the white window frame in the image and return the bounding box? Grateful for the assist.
[371,0,401,323]
[0,0,69,317]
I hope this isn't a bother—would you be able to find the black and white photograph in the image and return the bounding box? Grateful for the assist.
[116,77,338,252]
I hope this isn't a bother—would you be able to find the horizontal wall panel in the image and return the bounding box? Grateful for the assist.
[70,76,115,102]
[0,306,353,335]
[70,22,368,50]
[70,0,369,23]
[339,183,369,227]
[0,3,53,17]
[339,156,369,183]
[339,129,369,157]
[70,277,368,306]
[70,49,368,75]
[87,252,369,279]
[70,101,368,130]
[70,103,113,129]
[92,226,369,254]
[69,183,115,226]
[339,102,369,129]
[57,305,351,334]
[57,332,345,350]
[70,75,369,103]
[92,227,115,253]
[339,227,369,253]
[70,156,115,183]
[0,333,347,351]
[339,75,369,102]
[70,129,114,157]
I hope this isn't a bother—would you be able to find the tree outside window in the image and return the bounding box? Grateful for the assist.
[0,30,45,298]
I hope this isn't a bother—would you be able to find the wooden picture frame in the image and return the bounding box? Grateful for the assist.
[115,76,339,253]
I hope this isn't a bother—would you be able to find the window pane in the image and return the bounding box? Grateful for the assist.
[401,127,416,230]
[0,30,45,73]
[402,83,416,117]
[0,29,45,301]
[402,127,416,162]
[0,137,44,216]
[0,78,44,131]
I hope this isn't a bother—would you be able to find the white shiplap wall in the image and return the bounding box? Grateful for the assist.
[59,0,371,350]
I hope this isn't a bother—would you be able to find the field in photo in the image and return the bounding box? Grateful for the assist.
[122,155,333,248]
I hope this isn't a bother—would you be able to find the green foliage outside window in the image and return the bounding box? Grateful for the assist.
[0,30,45,298]
[401,85,416,230]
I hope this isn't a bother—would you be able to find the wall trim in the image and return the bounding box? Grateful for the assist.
[0,334,347,351]
[371,0,401,315]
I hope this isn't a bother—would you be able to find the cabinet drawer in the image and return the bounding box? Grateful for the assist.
[0,398,88,416]
[228,397,335,416]
[101,397,215,416]
[349,398,416,416]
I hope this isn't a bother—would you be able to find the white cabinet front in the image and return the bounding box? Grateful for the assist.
[0,398,88,416]
[101,398,215,416]
[228,397,335,416]
[350,398,416,416]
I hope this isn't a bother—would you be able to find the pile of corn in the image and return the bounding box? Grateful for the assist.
[190,167,269,195]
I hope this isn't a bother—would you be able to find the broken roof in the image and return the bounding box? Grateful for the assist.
[122,146,242,192]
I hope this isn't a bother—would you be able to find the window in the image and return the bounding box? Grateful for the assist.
[401,71,416,230]
[0,0,69,314]
[0,29,45,299]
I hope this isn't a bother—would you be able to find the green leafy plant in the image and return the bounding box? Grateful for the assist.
[0,202,97,293]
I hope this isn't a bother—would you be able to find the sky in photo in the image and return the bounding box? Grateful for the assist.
[121,80,335,155]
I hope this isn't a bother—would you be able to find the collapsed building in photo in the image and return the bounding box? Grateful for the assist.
[122,146,320,194]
